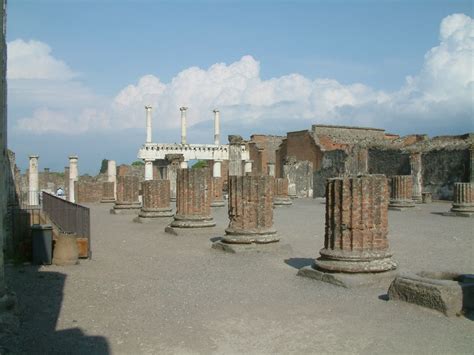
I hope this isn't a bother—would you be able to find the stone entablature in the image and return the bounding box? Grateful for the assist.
[138,143,249,162]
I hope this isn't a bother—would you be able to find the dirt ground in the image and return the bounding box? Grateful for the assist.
[3,198,474,354]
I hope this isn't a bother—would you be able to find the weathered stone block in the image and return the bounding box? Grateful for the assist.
[137,180,173,219]
[388,272,474,316]
[111,176,141,214]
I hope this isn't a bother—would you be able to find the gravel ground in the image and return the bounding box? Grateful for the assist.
[3,198,474,354]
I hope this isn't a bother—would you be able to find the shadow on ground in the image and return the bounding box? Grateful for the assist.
[284,258,314,269]
[3,264,110,354]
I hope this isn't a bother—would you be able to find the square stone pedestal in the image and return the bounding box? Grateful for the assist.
[297,265,398,288]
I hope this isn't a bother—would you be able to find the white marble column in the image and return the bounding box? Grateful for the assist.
[107,160,117,199]
[180,107,188,145]
[68,155,78,203]
[244,160,253,174]
[145,159,154,181]
[213,160,222,178]
[145,105,152,144]
[180,160,188,169]
[213,109,220,145]
[28,155,39,206]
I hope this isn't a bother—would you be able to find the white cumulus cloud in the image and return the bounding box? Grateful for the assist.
[8,39,78,80]
[13,13,474,136]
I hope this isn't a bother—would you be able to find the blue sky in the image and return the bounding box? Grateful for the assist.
[6,0,474,173]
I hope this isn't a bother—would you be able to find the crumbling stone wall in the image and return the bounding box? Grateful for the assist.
[422,149,469,200]
[283,158,313,198]
[248,134,285,175]
[312,124,385,142]
[313,150,347,197]
[285,130,323,172]
[368,149,410,176]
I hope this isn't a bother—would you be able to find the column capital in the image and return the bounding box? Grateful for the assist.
[213,108,219,113]
[69,155,78,161]
[145,105,152,110]
[29,155,39,160]
[180,106,188,112]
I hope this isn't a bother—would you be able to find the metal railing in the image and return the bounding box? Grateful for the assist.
[42,191,91,258]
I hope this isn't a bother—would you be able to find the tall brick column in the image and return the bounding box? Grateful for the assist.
[315,175,396,273]
[222,175,278,244]
[273,178,292,206]
[101,182,115,203]
[170,168,215,228]
[389,175,415,209]
[111,176,141,214]
[409,152,423,203]
[450,182,474,215]
[211,177,225,207]
[138,180,173,220]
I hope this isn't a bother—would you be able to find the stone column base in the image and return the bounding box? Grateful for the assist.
[297,264,398,288]
[412,195,423,204]
[212,239,291,254]
[100,198,115,204]
[442,211,474,218]
[110,202,141,214]
[139,207,173,218]
[389,199,415,210]
[170,214,216,228]
[222,228,279,244]
[210,200,225,207]
[316,249,397,273]
[273,198,292,207]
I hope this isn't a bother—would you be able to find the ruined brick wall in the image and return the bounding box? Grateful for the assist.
[313,150,347,197]
[286,130,323,172]
[275,139,287,178]
[368,149,410,176]
[312,124,385,142]
[75,181,103,203]
[248,135,285,175]
[422,149,469,200]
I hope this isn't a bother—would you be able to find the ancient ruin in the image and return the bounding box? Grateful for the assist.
[210,177,225,207]
[444,182,474,217]
[100,182,115,203]
[389,175,415,210]
[170,168,215,228]
[111,176,141,214]
[298,175,397,286]
[136,180,173,222]
[273,178,292,207]
[214,175,278,250]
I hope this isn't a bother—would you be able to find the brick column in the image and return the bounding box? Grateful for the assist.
[222,175,278,244]
[228,135,243,176]
[273,178,292,207]
[210,177,225,207]
[410,152,423,203]
[138,180,173,219]
[101,182,115,203]
[170,168,215,228]
[166,154,183,202]
[470,146,474,183]
[450,182,474,215]
[111,176,141,214]
[316,175,396,273]
[389,175,415,209]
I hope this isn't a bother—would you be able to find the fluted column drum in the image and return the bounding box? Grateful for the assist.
[101,182,115,203]
[410,152,423,203]
[210,177,225,207]
[139,180,173,218]
[171,168,215,228]
[389,175,415,209]
[223,175,278,244]
[451,182,474,213]
[111,176,141,214]
[316,175,397,273]
[273,178,292,206]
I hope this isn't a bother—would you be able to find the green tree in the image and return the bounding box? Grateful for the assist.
[192,160,208,169]
[99,159,109,174]
[132,160,145,166]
